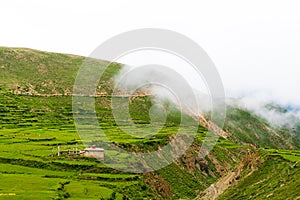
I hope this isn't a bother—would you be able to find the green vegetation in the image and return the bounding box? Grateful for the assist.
[0,86,245,199]
[225,106,299,149]
[0,89,165,199]
[0,47,299,199]
[266,149,300,162]
[0,47,82,95]
[218,154,300,200]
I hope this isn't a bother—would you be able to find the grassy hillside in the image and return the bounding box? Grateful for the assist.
[218,153,300,200]
[0,47,82,95]
[0,47,120,95]
[0,86,250,199]
[224,106,299,149]
[0,47,299,199]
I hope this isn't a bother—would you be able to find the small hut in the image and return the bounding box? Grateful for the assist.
[81,145,104,160]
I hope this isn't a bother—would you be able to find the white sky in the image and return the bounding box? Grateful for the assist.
[1,0,300,107]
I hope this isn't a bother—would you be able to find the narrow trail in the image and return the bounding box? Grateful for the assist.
[199,165,242,200]
[197,153,261,200]
[13,93,151,97]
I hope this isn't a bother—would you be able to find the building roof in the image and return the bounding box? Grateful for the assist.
[84,147,104,151]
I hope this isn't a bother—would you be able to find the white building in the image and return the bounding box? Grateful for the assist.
[81,145,104,160]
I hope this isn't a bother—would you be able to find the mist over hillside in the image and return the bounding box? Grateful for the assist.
[228,96,300,130]
[0,47,299,199]
[115,63,300,134]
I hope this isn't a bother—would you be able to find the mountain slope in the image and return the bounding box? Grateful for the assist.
[0,47,247,199]
[0,83,250,199]
[0,46,299,199]
[225,106,299,149]
[218,154,300,200]
[0,46,120,95]
[1,46,298,150]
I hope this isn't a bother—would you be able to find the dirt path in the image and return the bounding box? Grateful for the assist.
[13,93,151,97]
[199,166,242,200]
[197,153,260,200]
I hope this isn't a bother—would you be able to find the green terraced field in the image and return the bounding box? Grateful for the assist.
[0,87,220,199]
[1,47,299,199]
[0,86,251,199]
[0,88,154,199]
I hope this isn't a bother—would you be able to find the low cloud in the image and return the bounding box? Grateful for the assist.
[114,65,300,130]
[114,64,213,116]
[229,94,300,129]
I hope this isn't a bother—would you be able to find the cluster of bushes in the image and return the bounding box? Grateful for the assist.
[54,181,70,199]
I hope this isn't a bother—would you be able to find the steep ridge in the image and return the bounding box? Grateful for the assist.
[199,152,261,200]
[218,154,300,200]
